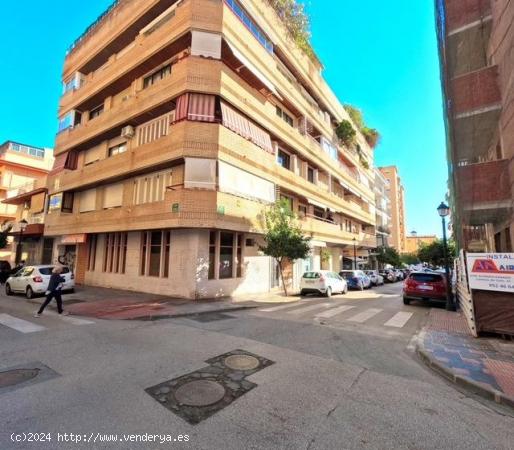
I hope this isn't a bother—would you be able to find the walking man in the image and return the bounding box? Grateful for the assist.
[34,266,68,317]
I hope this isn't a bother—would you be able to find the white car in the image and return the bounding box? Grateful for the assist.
[300,270,348,297]
[5,265,75,299]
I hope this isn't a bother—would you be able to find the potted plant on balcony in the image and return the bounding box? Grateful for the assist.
[336,119,357,147]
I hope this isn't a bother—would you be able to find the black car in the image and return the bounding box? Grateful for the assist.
[0,260,12,284]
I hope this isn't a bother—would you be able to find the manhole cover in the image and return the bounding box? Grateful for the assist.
[0,369,40,388]
[175,380,226,407]
[224,355,260,371]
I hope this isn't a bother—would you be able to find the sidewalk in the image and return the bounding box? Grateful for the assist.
[27,286,299,321]
[416,308,514,409]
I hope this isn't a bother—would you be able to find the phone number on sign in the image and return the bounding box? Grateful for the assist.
[10,433,190,445]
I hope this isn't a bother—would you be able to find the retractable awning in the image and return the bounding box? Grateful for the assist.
[226,41,279,97]
[308,198,329,209]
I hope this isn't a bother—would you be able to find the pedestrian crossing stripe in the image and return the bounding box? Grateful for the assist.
[0,314,46,333]
[384,312,413,328]
[259,302,301,313]
[315,305,356,319]
[287,303,331,315]
[45,311,95,325]
[347,308,383,323]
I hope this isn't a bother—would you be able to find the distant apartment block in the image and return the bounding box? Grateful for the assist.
[45,0,377,298]
[374,168,392,248]
[379,166,406,253]
[436,0,513,252]
[0,141,54,263]
[404,233,437,255]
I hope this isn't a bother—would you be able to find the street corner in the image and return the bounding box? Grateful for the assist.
[416,309,514,409]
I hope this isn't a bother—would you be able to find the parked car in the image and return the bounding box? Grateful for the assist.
[393,269,404,281]
[0,260,12,284]
[365,270,384,286]
[379,270,396,283]
[339,270,371,290]
[300,271,348,297]
[403,271,447,305]
[5,265,75,299]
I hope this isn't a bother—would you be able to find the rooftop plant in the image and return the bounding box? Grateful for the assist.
[344,104,381,149]
[335,120,357,147]
[266,0,315,60]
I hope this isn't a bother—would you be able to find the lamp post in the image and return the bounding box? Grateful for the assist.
[437,202,455,311]
[15,219,28,265]
[352,237,357,270]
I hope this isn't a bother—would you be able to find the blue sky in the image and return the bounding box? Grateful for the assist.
[0,1,447,237]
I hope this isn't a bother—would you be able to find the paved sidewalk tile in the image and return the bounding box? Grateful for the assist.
[419,309,514,404]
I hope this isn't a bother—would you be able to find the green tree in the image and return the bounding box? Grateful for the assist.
[401,253,420,265]
[336,120,357,147]
[376,246,401,268]
[0,222,12,249]
[417,240,456,267]
[260,200,311,296]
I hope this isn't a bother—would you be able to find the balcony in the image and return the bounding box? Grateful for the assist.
[451,66,501,115]
[61,0,224,114]
[444,0,491,34]
[55,57,223,153]
[456,159,512,224]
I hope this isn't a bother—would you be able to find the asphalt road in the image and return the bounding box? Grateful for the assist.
[0,284,513,450]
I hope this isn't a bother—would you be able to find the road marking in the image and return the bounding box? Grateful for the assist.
[315,305,356,319]
[259,303,301,313]
[46,311,95,325]
[347,308,383,323]
[287,302,331,315]
[384,312,413,328]
[0,314,46,333]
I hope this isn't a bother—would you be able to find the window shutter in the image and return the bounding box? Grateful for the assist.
[79,188,97,212]
[103,183,123,209]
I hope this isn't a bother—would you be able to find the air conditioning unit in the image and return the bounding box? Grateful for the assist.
[121,126,135,139]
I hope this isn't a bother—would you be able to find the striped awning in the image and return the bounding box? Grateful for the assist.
[173,93,216,123]
[220,101,273,153]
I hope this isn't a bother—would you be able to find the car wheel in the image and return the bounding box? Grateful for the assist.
[343,285,348,294]
[325,287,332,298]
[403,297,410,305]
[5,283,13,296]
[358,282,364,291]
[300,289,306,297]
[26,286,34,299]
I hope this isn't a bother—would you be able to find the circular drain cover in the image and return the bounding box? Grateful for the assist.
[224,355,260,371]
[0,369,40,388]
[175,380,226,407]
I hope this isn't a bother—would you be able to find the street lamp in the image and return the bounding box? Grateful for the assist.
[437,202,455,311]
[15,219,28,265]
[352,237,357,270]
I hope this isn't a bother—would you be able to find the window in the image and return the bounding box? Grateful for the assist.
[307,167,315,183]
[140,230,172,278]
[298,204,307,217]
[133,169,172,205]
[103,233,127,274]
[276,106,293,127]
[225,0,273,53]
[184,158,216,189]
[277,149,291,170]
[62,192,74,213]
[9,143,45,158]
[208,231,244,280]
[87,235,97,271]
[89,104,104,120]
[143,64,171,88]
[58,110,81,132]
[108,143,127,157]
[313,206,324,219]
[79,188,96,213]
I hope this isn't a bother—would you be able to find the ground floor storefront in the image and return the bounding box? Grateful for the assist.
[45,229,368,299]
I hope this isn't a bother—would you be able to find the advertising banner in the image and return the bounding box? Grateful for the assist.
[466,253,514,293]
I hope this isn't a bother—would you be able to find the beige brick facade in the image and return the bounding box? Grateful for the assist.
[46,0,377,298]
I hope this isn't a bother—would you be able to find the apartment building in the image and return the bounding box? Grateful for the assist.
[374,168,392,248]
[379,166,406,253]
[436,0,513,252]
[404,233,437,255]
[46,0,376,298]
[0,141,54,263]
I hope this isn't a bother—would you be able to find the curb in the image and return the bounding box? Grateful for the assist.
[416,345,514,410]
